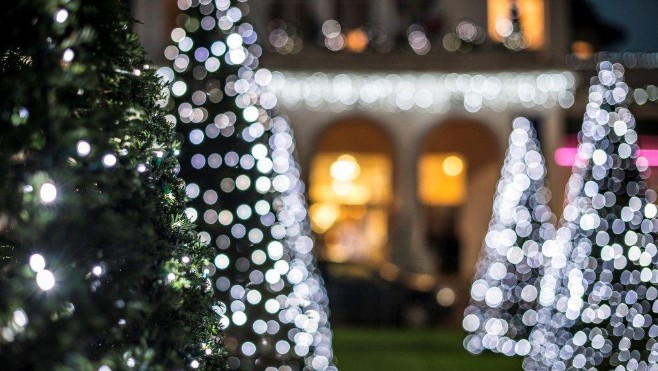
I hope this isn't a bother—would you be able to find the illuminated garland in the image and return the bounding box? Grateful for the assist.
[269,70,577,113]
[525,62,658,370]
[464,117,556,356]
[161,0,334,369]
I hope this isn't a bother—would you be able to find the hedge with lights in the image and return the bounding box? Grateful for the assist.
[0,0,225,369]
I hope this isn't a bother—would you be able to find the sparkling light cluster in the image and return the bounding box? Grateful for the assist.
[464,117,556,356]
[268,71,576,113]
[163,0,334,369]
[525,62,658,370]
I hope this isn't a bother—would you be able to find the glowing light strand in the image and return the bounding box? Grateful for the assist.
[269,70,577,113]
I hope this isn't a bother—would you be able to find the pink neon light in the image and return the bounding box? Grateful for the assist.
[555,147,658,167]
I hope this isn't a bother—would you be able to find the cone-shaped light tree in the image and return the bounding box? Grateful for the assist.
[526,62,658,370]
[464,117,556,357]
[0,0,224,369]
[161,0,334,369]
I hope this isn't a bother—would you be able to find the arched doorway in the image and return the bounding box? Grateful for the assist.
[308,117,394,266]
[418,120,503,280]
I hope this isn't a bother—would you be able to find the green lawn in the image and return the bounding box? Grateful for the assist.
[332,327,523,371]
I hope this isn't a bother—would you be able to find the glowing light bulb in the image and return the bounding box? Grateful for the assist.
[40,182,57,203]
[92,266,102,276]
[330,155,360,181]
[54,9,68,23]
[102,154,117,167]
[442,155,464,176]
[243,106,259,122]
[13,310,28,327]
[226,33,243,49]
[36,269,55,291]
[29,254,46,272]
[62,48,75,62]
[76,140,91,156]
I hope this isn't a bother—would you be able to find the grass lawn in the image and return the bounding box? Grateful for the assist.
[332,327,522,371]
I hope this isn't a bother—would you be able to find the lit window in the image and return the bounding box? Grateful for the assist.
[309,152,391,264]
[487,0,545,50]
[418,153,467,206]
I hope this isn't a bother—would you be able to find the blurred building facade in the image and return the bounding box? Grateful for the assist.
[132,0,658,324]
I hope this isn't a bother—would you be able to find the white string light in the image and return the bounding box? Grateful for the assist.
[269,70,577,113]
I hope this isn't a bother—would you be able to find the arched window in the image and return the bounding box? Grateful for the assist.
[309,118,393,265]
[418,120,502,277]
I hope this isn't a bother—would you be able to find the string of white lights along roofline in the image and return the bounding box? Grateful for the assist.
[267,70,578,113]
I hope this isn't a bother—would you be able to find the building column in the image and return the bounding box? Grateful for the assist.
[387,113,436,275]
[131,0,170,64]
[541,107,567,216]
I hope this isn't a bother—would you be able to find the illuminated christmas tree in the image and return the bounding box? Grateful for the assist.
[464,117,556,356]
[526,62,658,370]
[0,0,223,369]
[161,0,334,369]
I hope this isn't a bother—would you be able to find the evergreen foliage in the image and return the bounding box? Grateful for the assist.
[0,0,225,369]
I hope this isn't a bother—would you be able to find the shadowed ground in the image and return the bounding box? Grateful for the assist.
[333,327,523,371]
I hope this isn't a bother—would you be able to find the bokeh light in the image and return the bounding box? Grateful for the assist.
[268,71,576,113]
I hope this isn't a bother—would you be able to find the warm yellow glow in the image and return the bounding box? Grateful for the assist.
[312,153,391,205]
[345,28,369,53]
[331,180,353,197]
[407,273,437,292]
[419,153,467,206]
[572,40,595,60]
[325,243,352,263]
[487,0,545,50]
[442,156,464,176]
[379,262,400,281]
[309,203,340,233]
[330,154,361,181]
[436,287,456,306]
[310,152,392,264]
